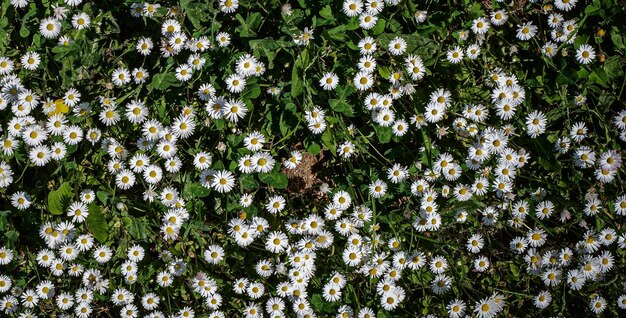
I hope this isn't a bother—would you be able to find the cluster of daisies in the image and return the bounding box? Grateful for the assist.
[0,0,625,317]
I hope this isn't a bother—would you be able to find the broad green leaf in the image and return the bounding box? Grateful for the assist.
[239,174,259,190]
[148,72,180,91]
[589,67,609,86]
[307,142,321,156]
[604,56,623,80]
[96,190,109,204]
[128,217,149,241]
[329,99,354,116]
[19,9,36,38]
[611,27,625,50]
[86,204,108,243]
[372,19,386,35]
[259,171,289,189]
[242,83,261,101]
[183,182,210,198]
[291,49,309,97]
[48,182,74,215]
[375,126,392,144]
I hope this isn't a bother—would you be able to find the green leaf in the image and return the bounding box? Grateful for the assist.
[321,129,335,154]
[307,142,321,155]
[610,27,625,50]
[128,217,149,241]
[279,113,289,136]
[372,18,386,35]
[291,49,309,97]
[378,66,391,79]
[259,171,289,189]
[589,67,609,86]
[48,182,74,215]
[604,56,623,80]
[183,182,210,198]
[0,210,10,232]
[556,67,577,85]
[19,9,37,38]
[242,83,261,101]
[584,3,600,15]
[86,204,108,243]
[185,3,208,30]
[327,25,346,41]
[148,72,181,91]
[97,191,109,204]
[329,99,354,116]
[239,174,259,190]
[375,126,392,144]
[318,5,335,25]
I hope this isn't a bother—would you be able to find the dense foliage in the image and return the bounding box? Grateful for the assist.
[0,0,625,317]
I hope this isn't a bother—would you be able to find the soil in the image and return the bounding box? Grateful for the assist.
[282,149,327,198]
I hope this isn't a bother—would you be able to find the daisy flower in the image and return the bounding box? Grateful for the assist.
[365,0,384,14]
[240,193,254,207]
[414,10,427,23]
[175,64,193,82]
[471,17,490,35]
[474,297,498,318]
[156,271,174,287]
[116,169,136,190]
[171,115,195,138]
[21,52,41,70]
[132,67,149,84]
[369,180,387,198]
[466,44,481,59]
[448,299,466,318]
[534,291,552,309]
[40,18,62,39]
[136,37,153,55]
[338,141,356,158]
[266,196,286,214]
[388,37,407,55]
[358,36,377,54]
[542,41,558,58]
[220,0,239,13]
[93,245,113,263]
[294,27,314,46]
[63,88,81,107]
[589,296,606,314]
[343,0,363,17]
[67,201,89,223]
[0,57,14,75]
[322,283,342,302]
[319,72,339,90]
[548,13,564,28]
[446,46,464,64]
[525,110,547,138]
[211,170,236,193]
[29,145,52,166]
[516,22,537,41]
[575,44,595,64]
[244,131,265,151]
[353,71,374,91]
[283,150,302,169]
[216,32,231,47]
[359,13,378,30]
[466,234,484,253]
[112,68,131,86]
[225,74,246,93]
[71,12,90,30]
[554,0,577,11]
[204,245,225,264]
